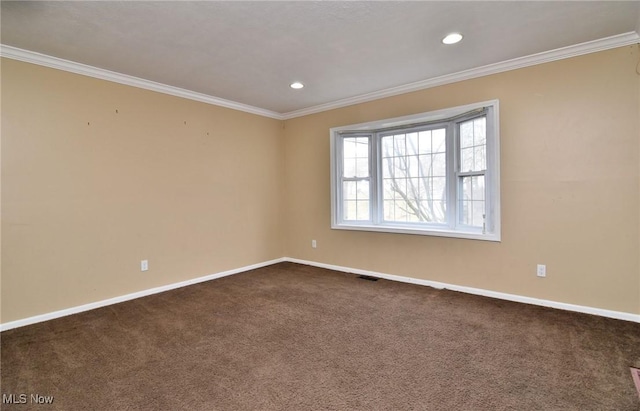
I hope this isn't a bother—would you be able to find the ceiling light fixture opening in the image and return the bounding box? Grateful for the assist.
[290,82,304,89]
[442,33,463,45]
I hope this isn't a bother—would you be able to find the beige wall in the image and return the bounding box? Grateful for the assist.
[1,59,285,323]
[283,46,640,315]
[2,45,639,324]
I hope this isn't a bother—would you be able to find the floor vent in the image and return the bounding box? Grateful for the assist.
[358,275,379,282]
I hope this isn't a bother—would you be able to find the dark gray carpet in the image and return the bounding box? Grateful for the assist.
[2,262,639,410]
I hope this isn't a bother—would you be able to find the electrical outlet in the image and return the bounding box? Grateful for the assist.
[311,240,317,249]
[536,264,546,277]
[141,260,149,272]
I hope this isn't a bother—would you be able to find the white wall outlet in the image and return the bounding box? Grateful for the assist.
[536,264,546,277]
[141,260,149,272]
[311,240,317,249]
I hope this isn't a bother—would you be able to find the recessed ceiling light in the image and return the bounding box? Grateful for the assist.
[290,82,304,89]
[442,33,463,45]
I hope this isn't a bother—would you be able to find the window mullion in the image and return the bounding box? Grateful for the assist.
[336,136,344,225]
[370,133,379,225]
[447,123,457,231]
[484,108,495,233]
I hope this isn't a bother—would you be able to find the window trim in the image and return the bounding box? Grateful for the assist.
[330,100,501,242]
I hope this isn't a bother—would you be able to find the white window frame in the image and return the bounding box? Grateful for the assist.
[330,100,500,242]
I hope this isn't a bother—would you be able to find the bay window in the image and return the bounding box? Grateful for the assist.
[330,100,500,241]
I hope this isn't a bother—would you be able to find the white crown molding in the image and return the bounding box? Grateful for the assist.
[0,44,284,120]
[0,258,286,332]
[284,258,640,323]
[281,31,640,119]
[2,31,638,121]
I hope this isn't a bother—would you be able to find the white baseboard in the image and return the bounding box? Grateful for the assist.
[3,256,638,331]
[0,258,286,332]
[284,257,640,324]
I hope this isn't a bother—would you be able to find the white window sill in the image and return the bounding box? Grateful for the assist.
[331,223,501,242]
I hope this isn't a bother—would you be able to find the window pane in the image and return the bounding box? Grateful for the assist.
[355,158,369,177]
[459,200,471,225]
[474,146,486,171]
[461,147,474,173]
[406,179,420,203]
[355,139,369,157]
[341,136,371,222]
[344,200,357,220]
[461,176,485,202]
[460,174,486,227]
[418,131,431,154]
[432,153,446,177]
[343,136,369,178]
[357,200,370,220]
[394,200,408,221]
[432,177,446,201]
[384,200,394,220]
[392,157,407,179]
[343,179,370,221]
[408,155,419,176]
[343,158,356,177]
[419,200,446,223]
[409,178,422,199]
[383,179,405,200]
[474,117,486,146]
[407,209,420,222]
[394,178,407,198]
[382,136,394,157]
[432,129,446,153]
[383,137,447,224]
[393,134,406,156]
[418,155,432,177]
[383,179,395,199]
[382,157,392,175]
[343,139,356,158]
[460,121,474,148]
[343,181,356,200]
[462,177,472,201]
[472,201,485,227]
[344,199,370,222]
[458,117,486,173]
[356,180,369,199]
[472,176,485,201]
[407,132,419,155]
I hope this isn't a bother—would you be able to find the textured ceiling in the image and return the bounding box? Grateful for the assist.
[1,1,639,115]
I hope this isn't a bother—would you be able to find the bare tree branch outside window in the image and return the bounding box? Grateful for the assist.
[382,130,447,223]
